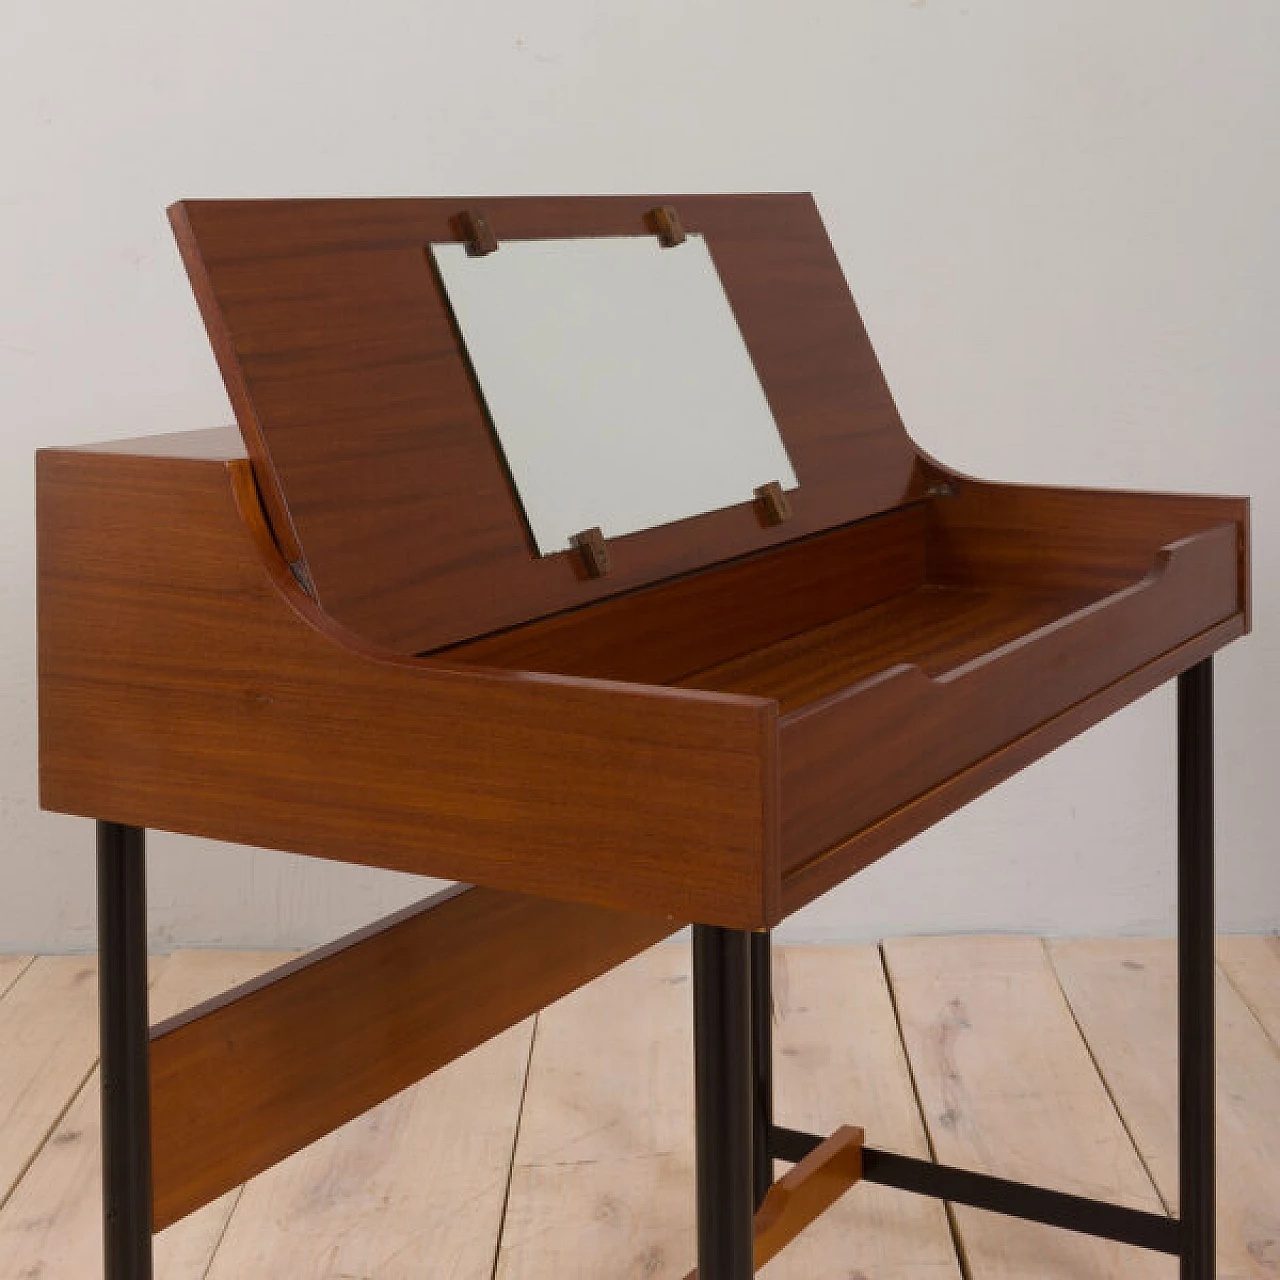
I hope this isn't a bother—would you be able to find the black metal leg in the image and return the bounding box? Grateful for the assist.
[1178,659,1215,1279]
[97,822,153,1280]
[756,661,1220,1270]
[750,931,774,1210]
[693,925,755,1279]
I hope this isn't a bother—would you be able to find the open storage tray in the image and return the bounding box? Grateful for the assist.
[442,479,1247,914]
[43,193,1232,933]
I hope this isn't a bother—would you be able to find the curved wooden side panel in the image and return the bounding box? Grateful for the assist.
[36,447,779,928]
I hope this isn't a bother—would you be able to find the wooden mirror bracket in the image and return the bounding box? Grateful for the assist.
[458,208,499,257]
[648,204,687,248]
[754,480,793,527]
[571,526,611,578]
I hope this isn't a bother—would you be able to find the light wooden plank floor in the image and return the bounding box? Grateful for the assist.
[0,936,1276,1279]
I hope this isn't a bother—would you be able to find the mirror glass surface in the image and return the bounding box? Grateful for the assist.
[431,233,797,555]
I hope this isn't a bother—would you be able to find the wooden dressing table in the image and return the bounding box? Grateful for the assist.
[36,194,1247,1278]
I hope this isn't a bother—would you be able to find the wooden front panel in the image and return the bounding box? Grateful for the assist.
[778,520,1244,871]
[171,194,930,654]
[779,615,1243,915]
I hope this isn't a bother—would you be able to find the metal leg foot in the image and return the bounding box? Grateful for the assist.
[693,924,755,1279]
[1178,660,1215,1279]
[97,822,153,1280]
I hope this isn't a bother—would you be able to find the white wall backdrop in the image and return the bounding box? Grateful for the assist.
[3,0,1277,950]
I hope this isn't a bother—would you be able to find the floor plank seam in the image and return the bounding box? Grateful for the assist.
[0,956,36,1003]
[198,1181,248,1279]
[5,942,1276,1275]
[1041,940,1175,1218]
[876,941,974,1280]
[1217,953,1280,1065]
[488,1011,541,1280]
[0,1055,101,1216]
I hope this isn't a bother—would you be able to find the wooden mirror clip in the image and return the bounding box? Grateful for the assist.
[754,480,792,527]
[459,208,499,257]
[648,205,687,248]
[571,526,611,578]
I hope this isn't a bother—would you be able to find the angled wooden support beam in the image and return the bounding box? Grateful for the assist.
[149,884,677,1231]
[684,1125,864,1278]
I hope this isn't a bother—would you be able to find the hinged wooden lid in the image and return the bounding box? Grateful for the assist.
[170,194,931,654]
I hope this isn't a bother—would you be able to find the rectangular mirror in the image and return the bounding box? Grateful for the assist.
[431,232,797,555]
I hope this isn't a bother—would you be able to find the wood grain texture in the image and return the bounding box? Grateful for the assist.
[931,479,1250,610]
[9,940,1280,1275]
[685,583,1092,714]
[1053,939,1280,1276]
[170,194,934,653]
[750,1127,863,1273]
[37,448,777,928]
[1216,935,1280,1045]
[0,956,101,1205]
[442,506,928,684]
[883,936,1170,1278]
[70,425,246,460]
[443,492,1245,916]
[780,615,1243,914]
[684,1127,864,1279]
[0,952,286,1280]
[766,946,963,1279]
[496,944,962,1279]
[37,437,1247,928]
[0,954,32,1001]
[442,479,1245,908]
[495,945,697,1279]
[778,520,1242,878]
[150,885,676,1229]
[203,1020,534,1280]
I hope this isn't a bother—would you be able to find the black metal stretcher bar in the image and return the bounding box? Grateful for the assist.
[769,1125,1181,1254]
[694,658,1216,1279]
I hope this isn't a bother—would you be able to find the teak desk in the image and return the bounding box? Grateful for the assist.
[37,195,1248,1279]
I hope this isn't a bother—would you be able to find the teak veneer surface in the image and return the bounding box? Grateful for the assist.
[438,506,930,684]
[149,884,676,1229]
[37,448,777,929]
[679,583,1096,714]
[170,194,936,654]
[37,432,1247,926]
[39,191,1250,930]
[440,473,1246,879]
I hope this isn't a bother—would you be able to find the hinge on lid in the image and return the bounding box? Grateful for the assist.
[288,558,315,596]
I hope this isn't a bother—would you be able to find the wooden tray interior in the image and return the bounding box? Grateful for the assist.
[676,581,1099,714]
[437,485,1238,714]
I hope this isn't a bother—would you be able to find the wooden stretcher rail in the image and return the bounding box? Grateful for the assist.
[149,883,678,1230]
[683,1126,864,1278]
